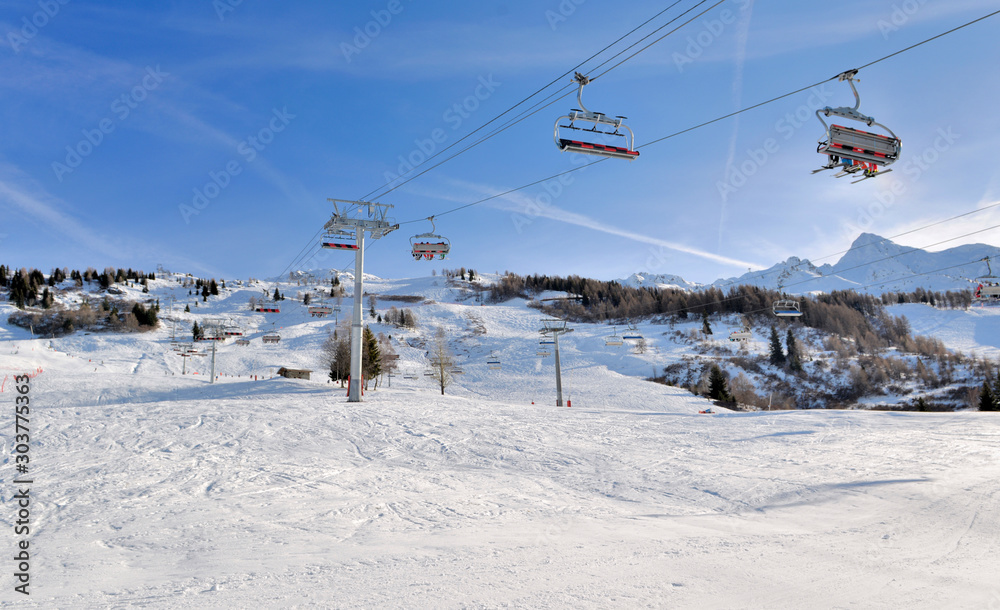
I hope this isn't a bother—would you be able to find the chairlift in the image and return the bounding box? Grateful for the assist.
[410,217,450,261]
[973,257,1000,303]
[622,325,643,341]
[772,299,803,317]
[537,350,551,357]
[539,339,555,345]
[235,339,250,346]
[262,324,281,344]
[554,72,639,161]
[814,70,901,183]
[308,305,333,317]
[729,330,752,342]
[487,351,501,370]
[605,325,624,346]
[321,228,359,251]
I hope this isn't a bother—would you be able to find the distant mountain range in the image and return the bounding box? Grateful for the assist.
[622,233,1000,296]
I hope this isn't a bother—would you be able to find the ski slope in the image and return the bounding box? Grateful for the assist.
[1,274,999,608]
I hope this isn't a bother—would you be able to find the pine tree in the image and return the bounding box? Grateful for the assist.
[992,369,1000,408]
[192,321,203,341]
[769,326,785,366]
[701,311,712,335]
[184,304,190,313]
[786,328,802,371]
[362,326,382,389]
[209,279,219,296]
[978,380,995,412]
[273,288,281,301]
[707,365,732,402]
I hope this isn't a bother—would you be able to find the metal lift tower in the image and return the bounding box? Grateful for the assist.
[540,318,573,406]
[324,199,398,402]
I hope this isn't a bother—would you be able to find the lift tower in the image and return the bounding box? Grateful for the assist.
[540,318,573,407]
[324,199,398,402]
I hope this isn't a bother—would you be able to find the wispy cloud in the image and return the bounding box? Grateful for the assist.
[0,163,133,260]
[435,177,764,270]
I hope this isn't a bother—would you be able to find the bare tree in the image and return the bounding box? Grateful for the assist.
[427,326,455,395]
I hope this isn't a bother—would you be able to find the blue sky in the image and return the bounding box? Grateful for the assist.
[1,0,999,284]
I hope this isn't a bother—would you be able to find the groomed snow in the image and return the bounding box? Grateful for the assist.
[1,275,999,608]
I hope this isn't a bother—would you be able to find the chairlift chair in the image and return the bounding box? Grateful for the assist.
[729,330,752,342]
[487,351,502,370]
[814,70,901,182]
[321,228,359,251]
[410,217,450,261]
[235,339,250,346]
[555,73,639,161]
[605,325,624,346]
[262,334,281,344]
[772,299,803,317]
[621,320,643,341]
[537,350,551,357]
[308,305,333,317]
[254,305,280,313]
[973,257,1000,303]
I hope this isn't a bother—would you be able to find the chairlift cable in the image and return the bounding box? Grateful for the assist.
[364,0,696,202]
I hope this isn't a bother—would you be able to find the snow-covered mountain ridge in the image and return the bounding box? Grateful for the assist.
[622,233,1000,296]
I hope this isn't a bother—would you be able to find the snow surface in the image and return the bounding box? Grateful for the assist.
[2,274,999,608]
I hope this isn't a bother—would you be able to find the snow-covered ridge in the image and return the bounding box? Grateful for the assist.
[623,233,1000,296]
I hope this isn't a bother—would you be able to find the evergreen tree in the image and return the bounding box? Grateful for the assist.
[707,365,732,402]
[992,369,1000,408]
[769,326,785,366]
[0,264,7,287]
[41,287,54,309]
[701,311,712,335]
[362,326,382,389]
[209,279,219,296]
[303,293,312,306]
[273,288,281,301]
[201,285,210,301]
[978,380,996,412]
[184,304,190,313]
[786,328,802,371]
[192,321,203,341]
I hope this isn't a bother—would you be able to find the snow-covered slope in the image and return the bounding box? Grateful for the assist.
[2,271,1000,607]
